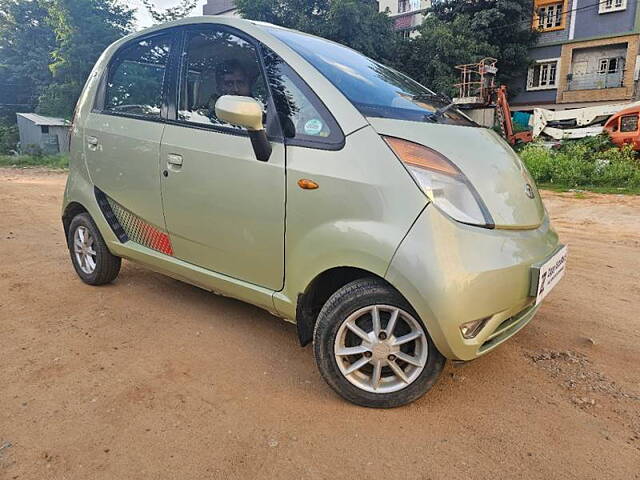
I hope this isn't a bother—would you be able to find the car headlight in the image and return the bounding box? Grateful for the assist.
[384,136,494,228]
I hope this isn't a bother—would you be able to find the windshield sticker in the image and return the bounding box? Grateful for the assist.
[304,119,323,136]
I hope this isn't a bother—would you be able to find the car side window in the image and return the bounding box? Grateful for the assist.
[104,34,172,118]
[261,46,343,146]
[178,28,269,129]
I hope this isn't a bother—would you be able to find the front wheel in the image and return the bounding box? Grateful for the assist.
[313,278,445,408]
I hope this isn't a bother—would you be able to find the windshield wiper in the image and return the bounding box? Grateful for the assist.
[425,102,456,123]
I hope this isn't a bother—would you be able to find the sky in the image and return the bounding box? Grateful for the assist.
[131,0,209,29]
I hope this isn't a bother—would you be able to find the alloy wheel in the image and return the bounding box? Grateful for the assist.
[333,305,428,393]
[73,225,97,275]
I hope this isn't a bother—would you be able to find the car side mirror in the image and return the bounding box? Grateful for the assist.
[215,95,272,162]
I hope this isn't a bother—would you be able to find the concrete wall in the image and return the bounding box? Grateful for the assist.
[50,126,70,153]
[510,44,563,106]
[16,116,42,153]
[202,0,239,16]
[536,0,573,46]
[378,0,430,15]
[573,0,638,39]
[557,34,639,103]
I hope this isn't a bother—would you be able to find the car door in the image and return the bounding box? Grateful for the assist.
[159,25,286,290]
[85,31,175,238]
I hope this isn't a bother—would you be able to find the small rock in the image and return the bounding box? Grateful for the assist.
[268,439,278,448]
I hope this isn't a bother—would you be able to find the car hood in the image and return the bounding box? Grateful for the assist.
[368,118,545,229]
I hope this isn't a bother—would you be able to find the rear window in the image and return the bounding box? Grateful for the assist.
[104,34,172,118]
[266,27,476,127]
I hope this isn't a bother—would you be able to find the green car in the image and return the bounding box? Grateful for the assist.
[62,17,567,407]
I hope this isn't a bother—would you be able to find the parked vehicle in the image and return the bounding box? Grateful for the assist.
[603,104,640,150]
[62,17,566,407]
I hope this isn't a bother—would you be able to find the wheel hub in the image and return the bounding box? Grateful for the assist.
[370,339,397,360]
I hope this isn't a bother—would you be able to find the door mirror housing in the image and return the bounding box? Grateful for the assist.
[215,96,272,162]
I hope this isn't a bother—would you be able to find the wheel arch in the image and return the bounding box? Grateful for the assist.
[296,266,398,347]
[62,201,89,239]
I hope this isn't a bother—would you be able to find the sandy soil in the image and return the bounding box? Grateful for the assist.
[0,168,639,480]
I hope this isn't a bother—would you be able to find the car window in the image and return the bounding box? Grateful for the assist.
[261,46,344,147]
[178,28,269,129]
[104,34,172,118]
[620,114,638,132]
[261,47,331,140]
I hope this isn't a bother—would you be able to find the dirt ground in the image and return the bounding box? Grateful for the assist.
[0,168,639,480]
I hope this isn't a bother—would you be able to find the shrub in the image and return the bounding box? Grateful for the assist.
[519,135,640,190]
[0,124,19,154]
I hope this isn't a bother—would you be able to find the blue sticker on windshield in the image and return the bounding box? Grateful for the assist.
[304,119,323,136]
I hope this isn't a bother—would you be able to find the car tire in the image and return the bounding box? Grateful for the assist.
[313,277,445,408]
[67,212,121,285]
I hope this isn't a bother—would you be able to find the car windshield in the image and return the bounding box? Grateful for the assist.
[266,27,476,127]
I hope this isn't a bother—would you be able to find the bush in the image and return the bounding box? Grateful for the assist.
[0,124,19,154]
[519,135,640,190]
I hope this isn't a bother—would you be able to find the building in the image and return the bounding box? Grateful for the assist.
[511,0,640,111]
[202,0,239,16]
[16,113,70,154]
[378,0,431,38]
[202,1,431,37]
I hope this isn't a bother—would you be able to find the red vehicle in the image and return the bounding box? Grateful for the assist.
[603,104,640,150]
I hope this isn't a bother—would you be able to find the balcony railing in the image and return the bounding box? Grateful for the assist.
[567,71,625,91]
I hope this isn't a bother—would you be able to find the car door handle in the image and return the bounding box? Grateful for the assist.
[87,136,99,150]
[167,154,183,167]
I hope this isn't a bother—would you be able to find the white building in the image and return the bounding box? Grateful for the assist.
[16,113,70,154]
[202,1,431,36]
[378,0,431,38]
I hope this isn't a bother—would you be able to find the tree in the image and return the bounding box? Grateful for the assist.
[0,0,56,123]
[235,0,398,63]
[397,0,538,96]
[38,0,134,118]
[141,0,198,24]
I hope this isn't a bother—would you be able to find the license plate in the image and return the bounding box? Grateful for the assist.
[531,245,568,305]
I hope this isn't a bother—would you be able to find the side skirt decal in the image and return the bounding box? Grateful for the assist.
[94,187,173,255]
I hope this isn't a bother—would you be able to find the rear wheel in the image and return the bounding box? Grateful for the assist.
[313,278,445,408]
[67,213,121,285]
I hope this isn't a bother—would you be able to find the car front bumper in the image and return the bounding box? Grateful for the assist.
[385,205,561,361]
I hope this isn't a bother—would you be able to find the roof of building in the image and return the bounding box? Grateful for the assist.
[16,113,69,126]
[202,0,236,15]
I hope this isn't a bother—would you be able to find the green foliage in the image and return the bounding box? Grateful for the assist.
[42,0,135,118]
[425,0,538,91]
[0,0,56,123]
[394,15,496,96]
[519,135,640,190]
[0,0,134,121]
[235,0,397,63]
[141,0,198,23]
[0,153,69,168]
[0,124,19,154]
[236,0,536,97]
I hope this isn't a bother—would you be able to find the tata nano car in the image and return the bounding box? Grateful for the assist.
[62,17,567,407]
